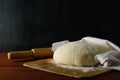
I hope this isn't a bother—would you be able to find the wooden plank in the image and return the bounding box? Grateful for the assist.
[23,59,111,78]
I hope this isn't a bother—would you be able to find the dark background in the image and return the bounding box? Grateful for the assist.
[0,0,118,52]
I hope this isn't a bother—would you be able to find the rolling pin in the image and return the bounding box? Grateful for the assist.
[7,48,53,61]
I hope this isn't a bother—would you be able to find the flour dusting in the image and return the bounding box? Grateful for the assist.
[56,63,99,72]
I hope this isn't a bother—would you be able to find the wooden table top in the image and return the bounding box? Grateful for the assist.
[0,53,120,80]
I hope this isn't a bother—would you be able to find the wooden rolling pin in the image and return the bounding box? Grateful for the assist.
[7,48,53,61]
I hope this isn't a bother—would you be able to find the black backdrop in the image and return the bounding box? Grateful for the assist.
[0,0,119,52]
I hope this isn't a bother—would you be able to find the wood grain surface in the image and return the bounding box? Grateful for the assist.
[0,53,120,80]
[23,59,110,78]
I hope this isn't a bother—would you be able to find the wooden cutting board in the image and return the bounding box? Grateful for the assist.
[23,58,111,78]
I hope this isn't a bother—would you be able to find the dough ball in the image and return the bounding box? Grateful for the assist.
[53,42,111,67]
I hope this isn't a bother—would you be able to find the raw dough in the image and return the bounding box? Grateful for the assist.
[53,41,112,67]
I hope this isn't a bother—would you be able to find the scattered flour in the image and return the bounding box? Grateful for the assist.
[56,63,98,72]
